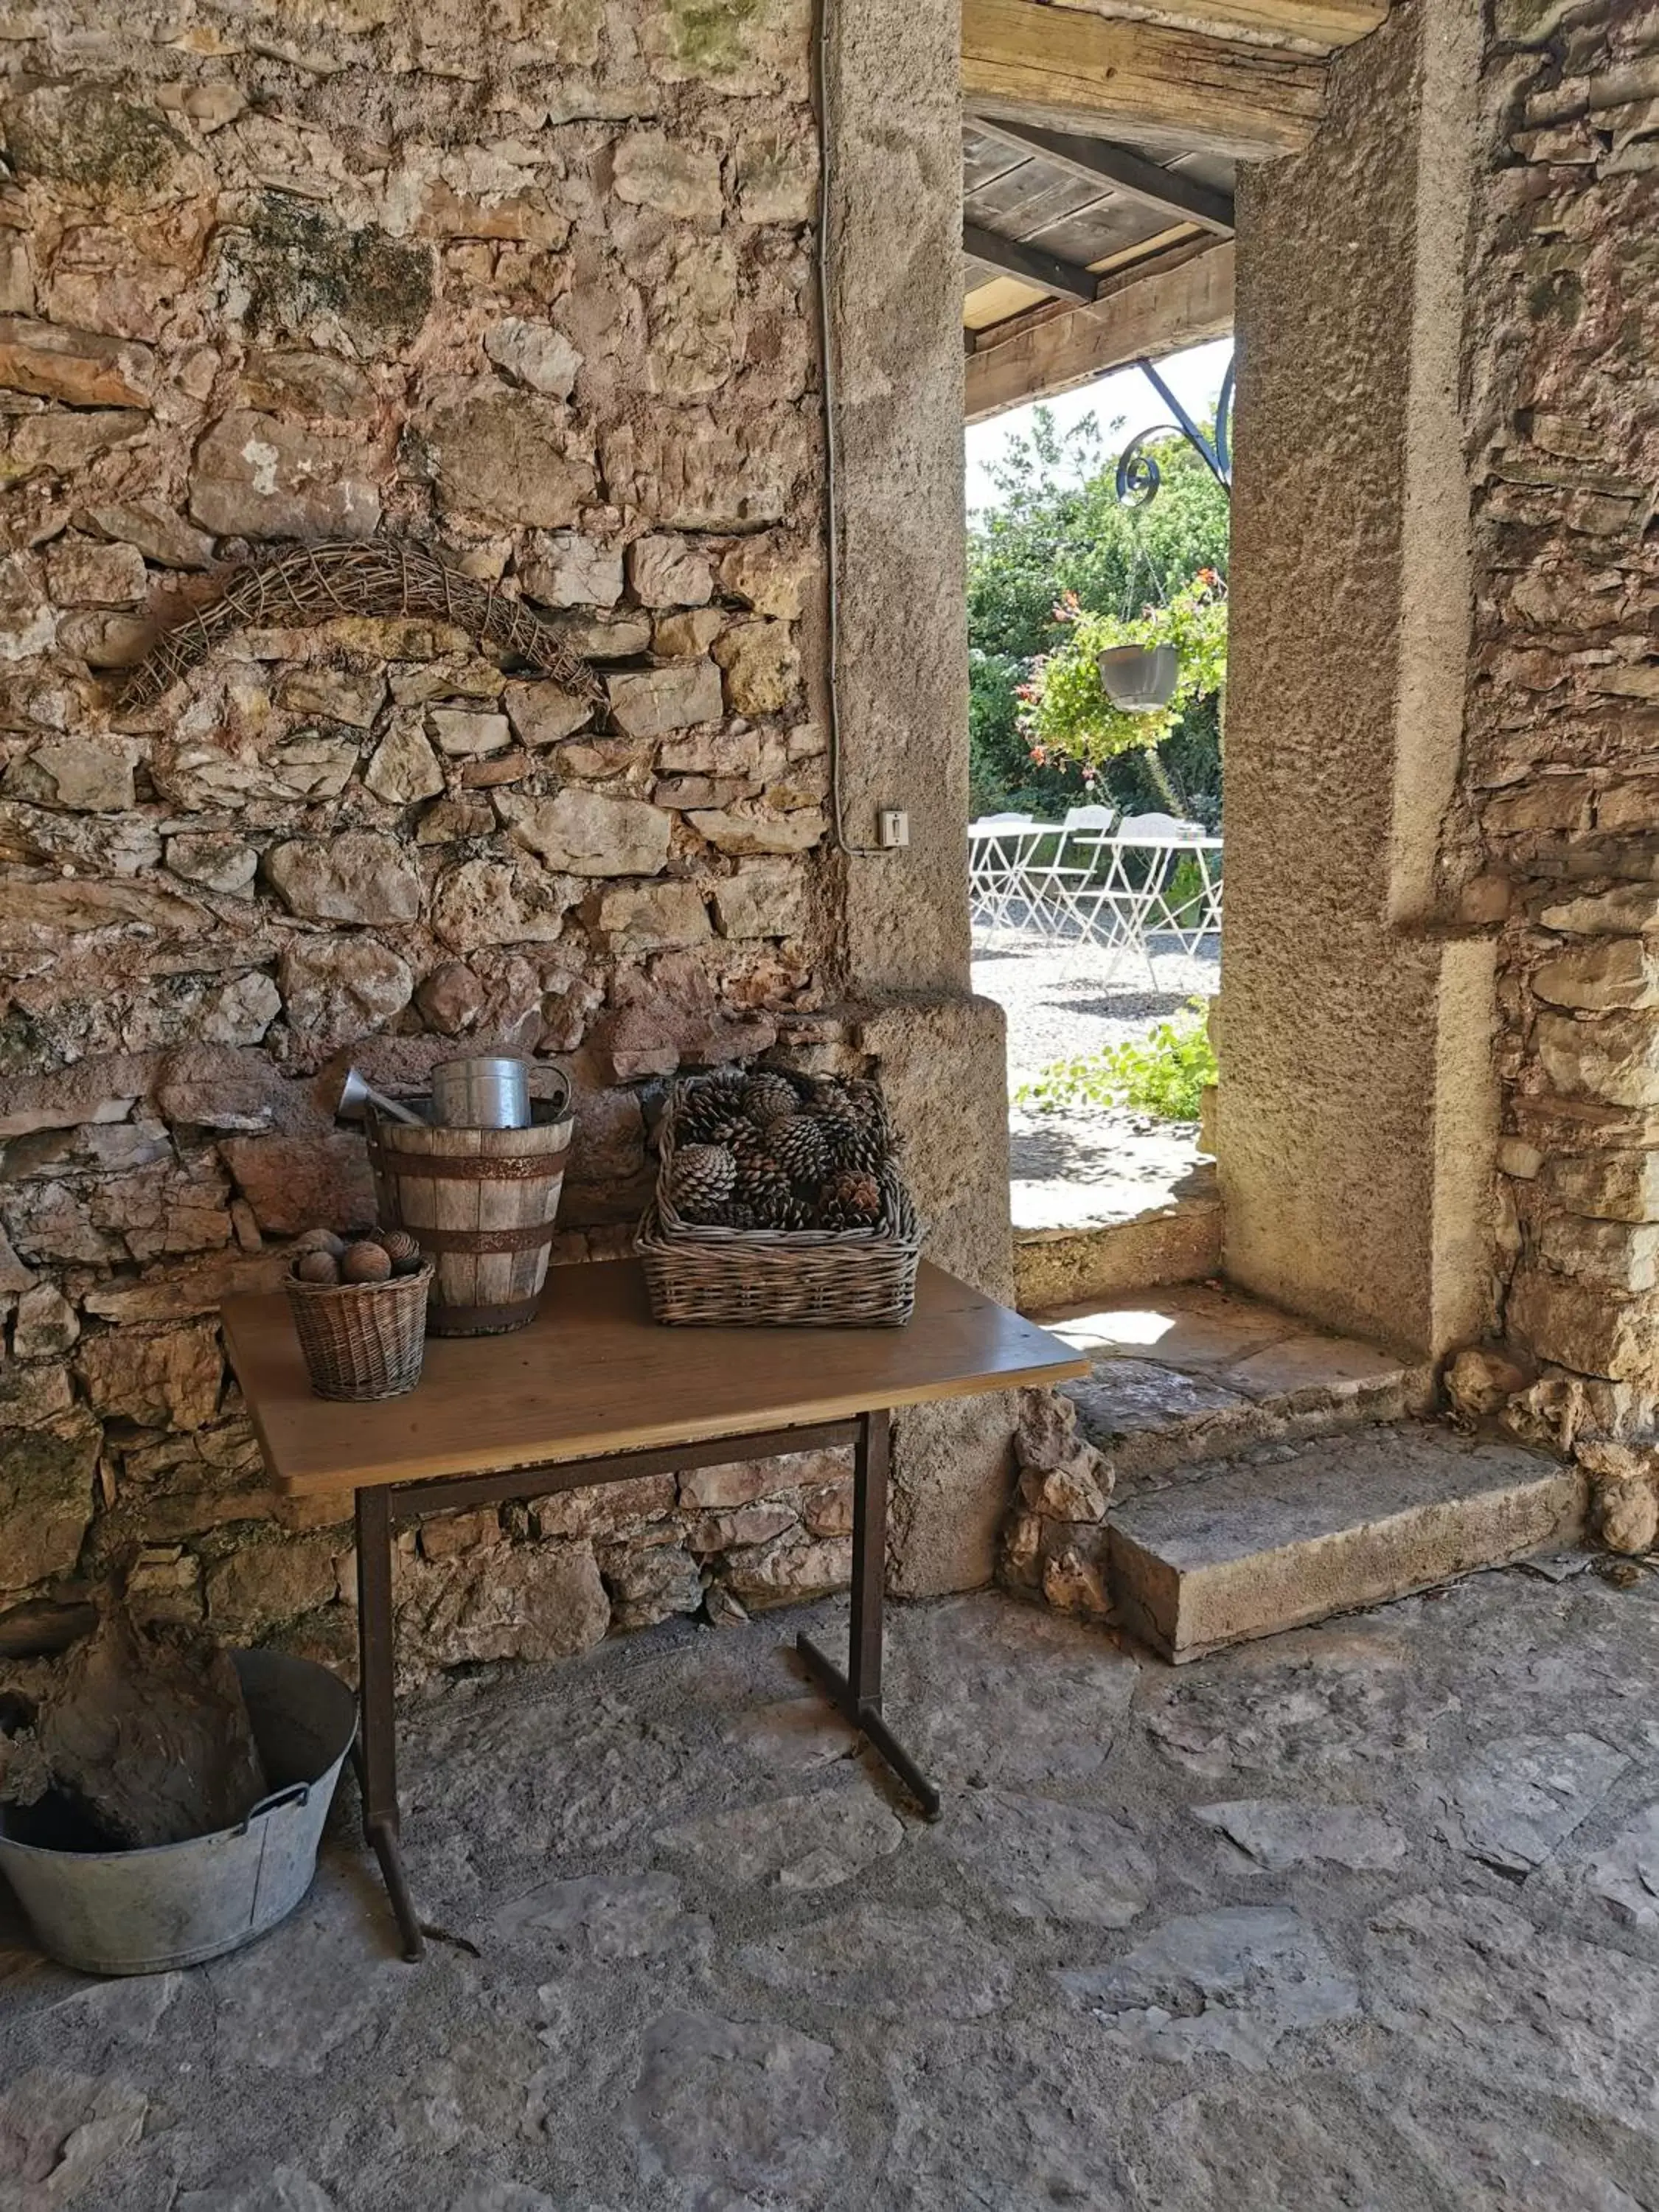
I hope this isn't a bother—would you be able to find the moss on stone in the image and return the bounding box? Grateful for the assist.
[5,84,192,198]
[232,193,435,356]
[664,0,766,74]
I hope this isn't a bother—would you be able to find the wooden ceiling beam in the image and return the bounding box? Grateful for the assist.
[964,238,1234,422]
[968,116,1236,234]
[962,220,1099,304]
[961,0,1327,159]
[1046,0,1387,55]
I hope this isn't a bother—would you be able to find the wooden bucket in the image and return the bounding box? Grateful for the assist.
[365,1100,574,1336]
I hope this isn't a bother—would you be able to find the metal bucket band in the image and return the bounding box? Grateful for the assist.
[410,1222,557,1254]
[365,1144,571,1183]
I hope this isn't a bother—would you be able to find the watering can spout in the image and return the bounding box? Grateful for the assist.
[330,1067,425,1128]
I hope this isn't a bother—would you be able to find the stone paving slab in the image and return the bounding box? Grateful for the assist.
[6,1573,1659,2209]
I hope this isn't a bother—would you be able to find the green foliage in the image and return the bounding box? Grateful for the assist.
[1025,572,1228,771]
[965,404,1230,821]
[1016,999,1217,1122]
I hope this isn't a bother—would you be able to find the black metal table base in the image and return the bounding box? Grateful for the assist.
[352,1407,939,1962]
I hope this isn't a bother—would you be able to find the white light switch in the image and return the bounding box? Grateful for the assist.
[877,810,910,849]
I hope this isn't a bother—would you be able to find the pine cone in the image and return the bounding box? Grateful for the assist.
[668,1141,738,1222]
[809,1096,888,1175]
[818,1167,883,1229]
[675,1074,748,1144]
[741,1071,801,1127]
[731,1134,792,1218]
[770,1113,832,1190]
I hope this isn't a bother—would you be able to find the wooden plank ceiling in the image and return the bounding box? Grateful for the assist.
[961,0,1389,417]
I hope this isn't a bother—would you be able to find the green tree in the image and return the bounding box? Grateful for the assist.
[966,405,1230,822]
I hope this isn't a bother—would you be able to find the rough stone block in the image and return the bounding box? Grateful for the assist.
[279,937,414,1056]
[518,531,622,610]
[265,833,422,925]
[601,408,804,530]
[6,735,138,812]
[1545,1149,1659,1222]
[84,499,214,569]
[77,1321,223,1431]
[0,1411,100,1592]
[736,130,817,225]
[484,318,582,397]
[11,408,147,474]
[1109,1427,1586,1662]
[712,860,808,939]
[189,411,381,541]
[164,833,257,896]
[364,715,445,804]
[0,316,152,407]
[687,805,825,855]
[425,393,596,529]
[613,131,723,224]
[591,880,711,952]
[606,660,723,737]
[714,619,799,713]
[627,534,714,608]
[503,679,595,748]
[44,535,147,606]
[230,193,434,355]
[1535,1009,1659,1107]
[275,667,386,728]
[430,858,572,951]
[220,1132,376,1238]
[718,534,814,620]
[499,787,672,877]
[1533,939,1659,1012]
[428,708,510,758]
[1509,1260,1659,1381]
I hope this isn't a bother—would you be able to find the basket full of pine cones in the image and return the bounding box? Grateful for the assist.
[636,1067,922,1326]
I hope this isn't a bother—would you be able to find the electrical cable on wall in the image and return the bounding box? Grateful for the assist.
[813,0,886,859]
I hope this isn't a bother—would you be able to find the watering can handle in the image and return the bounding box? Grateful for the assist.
[237,1782,310,1832]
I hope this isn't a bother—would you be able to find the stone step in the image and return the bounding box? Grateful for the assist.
[1107,1423,1586,1663]
[1037,1281,1433,1490]
[1015,1161,1221,1312]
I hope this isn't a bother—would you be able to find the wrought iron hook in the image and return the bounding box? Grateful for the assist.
[1115,355,1234,507]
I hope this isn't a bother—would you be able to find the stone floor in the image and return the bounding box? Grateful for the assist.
[6,1565,1659,2211]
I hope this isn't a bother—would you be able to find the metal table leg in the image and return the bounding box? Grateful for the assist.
[354,1486,424,1961]
[796,1409,942,1820]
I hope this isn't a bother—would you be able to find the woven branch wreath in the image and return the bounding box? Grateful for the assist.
[119,539,608,710]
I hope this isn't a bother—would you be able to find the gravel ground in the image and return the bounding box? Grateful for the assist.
[972,933,1220,1091]
[973,933,1220,1228]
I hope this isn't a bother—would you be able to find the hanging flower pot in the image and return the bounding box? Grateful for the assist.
[1098,643,1178,712]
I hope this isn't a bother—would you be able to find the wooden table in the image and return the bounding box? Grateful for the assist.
[222,1257,1090,1960]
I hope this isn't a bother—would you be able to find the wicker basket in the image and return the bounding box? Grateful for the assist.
[285,1262,434,1401]
[636,1082,922,1328]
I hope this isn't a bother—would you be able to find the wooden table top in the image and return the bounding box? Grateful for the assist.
[221,1257,1091,1497]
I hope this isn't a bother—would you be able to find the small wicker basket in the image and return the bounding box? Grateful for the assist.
[637,1082,922,1328]
[285,1262,434,1401]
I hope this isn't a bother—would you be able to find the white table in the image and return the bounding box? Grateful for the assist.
[970,820,1222,978]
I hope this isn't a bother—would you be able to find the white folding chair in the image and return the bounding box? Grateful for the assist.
[1021,804,1116,942]
[968,815,1044,943]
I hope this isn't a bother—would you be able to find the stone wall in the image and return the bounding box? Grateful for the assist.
[1450,0,1659,1549]
[0,0,1013,1668]
[1220,0,1496,1363]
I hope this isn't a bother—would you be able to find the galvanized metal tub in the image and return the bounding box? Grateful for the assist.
[0,1649,357,1977]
